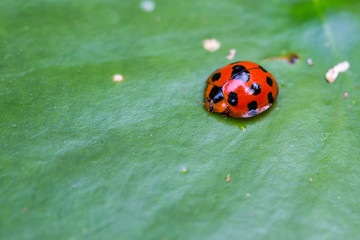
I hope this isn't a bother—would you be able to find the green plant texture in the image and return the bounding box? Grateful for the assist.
[1,0,360,239]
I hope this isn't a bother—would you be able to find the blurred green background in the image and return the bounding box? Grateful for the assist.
[1,0,360,239]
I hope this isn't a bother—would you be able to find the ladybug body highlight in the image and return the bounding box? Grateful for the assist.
[204,61,278,118]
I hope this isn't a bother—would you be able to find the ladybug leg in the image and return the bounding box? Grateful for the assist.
[222,105,229,118]
[207,101,214,117]
[209,101,214,113]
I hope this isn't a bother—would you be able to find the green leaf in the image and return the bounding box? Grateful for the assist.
[1,0,360,239]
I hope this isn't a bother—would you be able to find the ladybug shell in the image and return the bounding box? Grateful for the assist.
[204,61,278,118]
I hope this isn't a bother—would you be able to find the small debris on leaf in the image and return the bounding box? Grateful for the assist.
[203,39,221,52]
[22,208,28,214]
[246,193,251,197]
[263,53,299,64]
[326,70,338,83]
[287,53,299,64]
[343,92,348,99]
[307,58,313,66]
[325,61,350,83]
[226,174,231,182]
[226,49,236,60]
[309,178,313,182]
[334,61,350,72]
[140,0,155,12]
[181,168,188,174]
[113,74,124,82]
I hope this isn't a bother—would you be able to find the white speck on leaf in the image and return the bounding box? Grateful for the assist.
[325,69,338,83]
[309,178,313,182]
[325,61,350,83]
[226,49,236,60]
[140,0,155,12]
[334,61,350,72]
[113,74,124,82]
[307,58,313,66]
[203,39,221,52]
[246,193,251,197]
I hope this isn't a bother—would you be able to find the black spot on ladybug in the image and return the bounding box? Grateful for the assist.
[232,65,245,72]
[266,77,273,87]
[231,65,250,82]
[248,101,258,116]
[249,83,261,95]
[209,86,224,103]
[228,92,238,106]
[268,92,274,104]
[212,72,221,81]
[258,65,268,73]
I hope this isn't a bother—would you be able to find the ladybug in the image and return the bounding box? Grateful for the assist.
[204,61,278,118]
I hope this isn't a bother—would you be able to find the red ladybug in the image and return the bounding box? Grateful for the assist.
[204,61,279,118]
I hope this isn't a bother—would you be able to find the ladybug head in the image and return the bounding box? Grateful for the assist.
[204,85,227,115]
